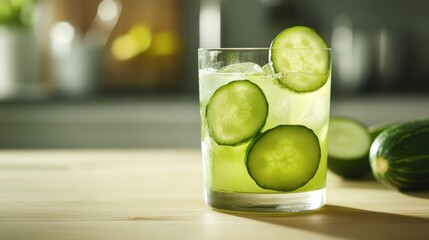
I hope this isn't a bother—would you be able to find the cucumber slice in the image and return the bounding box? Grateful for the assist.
[246,125,321,191]
[206,80,268,146]
[328,116,372,179]
[270,26,330,92]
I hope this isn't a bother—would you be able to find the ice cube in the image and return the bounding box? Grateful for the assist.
[219,62,263,74]
[262,62,275,74]
[300,98,330,132]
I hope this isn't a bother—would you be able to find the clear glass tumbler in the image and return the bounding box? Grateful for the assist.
[198,48,331,212]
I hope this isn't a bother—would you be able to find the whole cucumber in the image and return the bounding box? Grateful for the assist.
[369,120,429,190]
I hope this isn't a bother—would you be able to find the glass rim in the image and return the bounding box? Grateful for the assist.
[198,47,332,51]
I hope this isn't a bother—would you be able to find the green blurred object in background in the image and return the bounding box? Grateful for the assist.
[0,0,34,28]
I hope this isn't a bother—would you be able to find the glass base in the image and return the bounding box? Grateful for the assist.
[205,188,326,213]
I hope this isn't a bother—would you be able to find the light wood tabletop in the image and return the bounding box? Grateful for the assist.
[0,149,428,240]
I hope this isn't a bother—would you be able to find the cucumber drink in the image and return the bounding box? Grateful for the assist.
[198,26,331,212]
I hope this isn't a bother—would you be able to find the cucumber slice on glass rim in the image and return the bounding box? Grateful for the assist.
[246,125,321,191]
[206,80,268,146]
[270,26,330,93]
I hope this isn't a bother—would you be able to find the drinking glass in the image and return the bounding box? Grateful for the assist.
[198,48,331,212]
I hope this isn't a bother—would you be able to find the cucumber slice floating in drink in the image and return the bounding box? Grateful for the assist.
[270,26,330,92]
[246,125,321,191]
[206,80,268,146]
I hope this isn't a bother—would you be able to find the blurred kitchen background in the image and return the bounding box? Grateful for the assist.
[0,0,428,148]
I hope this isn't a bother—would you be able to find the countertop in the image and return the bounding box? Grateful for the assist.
[0,149,428,240]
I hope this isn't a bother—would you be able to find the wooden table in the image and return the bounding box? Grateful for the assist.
[0,149,428,240]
